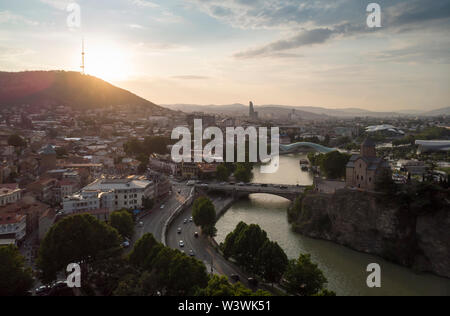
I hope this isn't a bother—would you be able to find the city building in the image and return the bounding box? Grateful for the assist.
[39,144,57,173]
[346,138,391,191]
[0,212,26,246]
[63,178,155,214]
[0,183,22,206]
[249,101,258,120]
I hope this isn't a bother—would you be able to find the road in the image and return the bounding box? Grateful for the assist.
[166,196,255,288]
[133,181,192,244]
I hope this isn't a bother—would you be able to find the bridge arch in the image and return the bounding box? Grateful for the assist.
[280,142,336,154]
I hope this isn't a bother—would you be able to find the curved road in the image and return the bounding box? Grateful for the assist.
[166,197,254,288]
[133,181,191,245]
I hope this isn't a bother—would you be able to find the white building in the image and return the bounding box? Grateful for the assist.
[0,213,26,245]
[63,178,155,215]
[0,184,22,207]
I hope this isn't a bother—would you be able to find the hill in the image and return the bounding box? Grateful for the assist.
[0,71,169,114]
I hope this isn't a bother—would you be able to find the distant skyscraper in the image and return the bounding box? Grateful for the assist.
[249,101,258,120]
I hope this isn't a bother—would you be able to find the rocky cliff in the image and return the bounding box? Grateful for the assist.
[291,188,450,278]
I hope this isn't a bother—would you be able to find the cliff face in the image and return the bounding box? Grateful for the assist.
[292,189,450,278]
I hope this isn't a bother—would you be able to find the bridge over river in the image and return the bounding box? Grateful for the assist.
[195,183,308,201]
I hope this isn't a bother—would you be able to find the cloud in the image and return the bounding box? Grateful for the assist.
[0,11,40,26]
[39,0,71,10]
[188,0,450,58]
[131,0,160,9]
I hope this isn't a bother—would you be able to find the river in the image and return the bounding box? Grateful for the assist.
[215,153,450,296]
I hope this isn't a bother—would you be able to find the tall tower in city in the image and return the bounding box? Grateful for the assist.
[249,101,258,120]
[81,38,85,75]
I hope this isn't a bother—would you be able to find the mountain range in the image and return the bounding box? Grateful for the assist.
[164,103,449,119]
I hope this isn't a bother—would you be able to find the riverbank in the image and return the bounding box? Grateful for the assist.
[215,153,450,296]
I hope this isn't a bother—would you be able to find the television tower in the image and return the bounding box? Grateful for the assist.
[81,38,85,75]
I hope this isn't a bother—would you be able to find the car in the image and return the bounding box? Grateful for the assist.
[160,204,165,209]
[238,182,245,186]
[52,281,69,290]
[177,227,182,234]
[189,216,193,222]
[194,232,199,238]
[121,241,130,248]
[138,221,144,227]
[230,274,240,282]
[179,240,184,247]
[183,218,188,224]
[35,285,51,296]
[189,250,195,257]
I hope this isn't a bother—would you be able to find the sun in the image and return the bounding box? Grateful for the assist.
[84,42,133,82]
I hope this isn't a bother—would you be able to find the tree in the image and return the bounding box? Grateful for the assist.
[8,134,26,147]
[192,197,217,237]
[128,233,161,269]
[195,275,271,296]
[216,164,231,182]
[110,210,135,239]
[38,214,121,284]
[284,254,328,296]
[234,163,253,183]
[0,245,34,296]
[320,151,350,179]
[232,224,268,271]
[257,240,289,284]
[222,222,248,259]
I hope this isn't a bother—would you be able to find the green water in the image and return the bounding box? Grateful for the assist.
[215,154,450,296]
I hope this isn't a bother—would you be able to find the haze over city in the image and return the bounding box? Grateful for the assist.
[1,0,449,111]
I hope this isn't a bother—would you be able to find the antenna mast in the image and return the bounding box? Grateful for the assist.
[81,38,85,75]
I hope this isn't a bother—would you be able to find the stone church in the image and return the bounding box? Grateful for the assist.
[346,138,390,191]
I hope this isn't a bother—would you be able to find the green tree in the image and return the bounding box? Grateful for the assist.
[38,214,121,284]
[234,163,253,183]
[257,240,289,284]
[216,164,231,182]
[192,197,217,237]
[284,254,328,296]
[196,275,271,296]
[222,222,248,259]
[0,245,34,296]
[320,151,350,179]
[128,233,160,269]
[233,224,268,271]
[8,134,26,147]
[110,210,135,239]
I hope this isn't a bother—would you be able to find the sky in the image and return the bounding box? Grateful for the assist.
[0,0,449,111]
